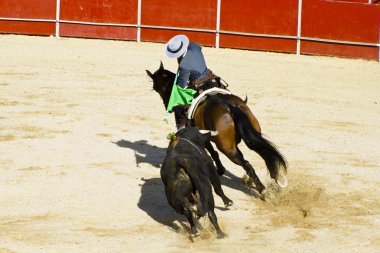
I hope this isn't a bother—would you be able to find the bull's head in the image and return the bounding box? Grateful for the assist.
[167,129,218,142]
[173,127,219,149]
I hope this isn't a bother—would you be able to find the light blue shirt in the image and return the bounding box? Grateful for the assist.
[177,42,208,88]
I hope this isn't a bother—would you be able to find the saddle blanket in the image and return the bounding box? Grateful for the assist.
[187,87,231,119]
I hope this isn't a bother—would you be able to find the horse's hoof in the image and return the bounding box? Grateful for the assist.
[242,174,253,186]
[276,172,288,188]
[261,189,276,201]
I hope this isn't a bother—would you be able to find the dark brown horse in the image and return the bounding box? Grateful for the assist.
[146,62,287,195]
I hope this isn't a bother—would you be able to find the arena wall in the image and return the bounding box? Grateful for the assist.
[0,0,379,61]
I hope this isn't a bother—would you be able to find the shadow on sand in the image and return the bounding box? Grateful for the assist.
[137,177,188,232]
[113,140,186,231]
[114,138,262,199]
[114,139,166,168]
[220,170,263,200]
[114,139,261,230]
[137,173,261,231]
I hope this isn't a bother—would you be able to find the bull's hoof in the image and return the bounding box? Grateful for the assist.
[224,199,233,207]
[216,232,227,239]
[190,231,200,238]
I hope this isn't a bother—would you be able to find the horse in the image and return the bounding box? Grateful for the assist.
[146,62,288,196]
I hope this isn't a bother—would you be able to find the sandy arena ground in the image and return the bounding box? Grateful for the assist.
[0,35,380,253]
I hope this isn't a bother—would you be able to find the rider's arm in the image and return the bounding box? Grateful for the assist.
[176,67,191,88]
[194,42,202,51]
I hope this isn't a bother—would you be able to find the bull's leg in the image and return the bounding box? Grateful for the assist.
[207,163,233,207]
[222,147,266,193]
[208,211,225,239]
[184,207,199,237]
[205,141,226,175]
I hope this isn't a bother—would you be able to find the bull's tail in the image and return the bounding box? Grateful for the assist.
[226,103,288,183]
[177,158,208,217]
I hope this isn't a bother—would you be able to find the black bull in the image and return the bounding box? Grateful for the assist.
[161,127,233,238]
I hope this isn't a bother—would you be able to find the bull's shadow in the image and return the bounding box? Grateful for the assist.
[114,139,261,198]
[137,175,260,232]
[114,139,166,168]
[115,140,186,230]
[137,177,187,232]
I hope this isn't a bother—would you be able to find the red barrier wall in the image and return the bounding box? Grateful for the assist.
[219,0,299,53]
[0,0,56,35]
[334,0,368,3]
[302,0,379,43]
[140,0,217,46]
[301,0,380,60]
[60,0,137,23]
[0,20,55,35]
[59,0,137,40]
[0,0,56,19]
[141,29,216,47]
[0,0,379,60]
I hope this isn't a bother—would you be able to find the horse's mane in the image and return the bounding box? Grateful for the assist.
[164,69,176,83]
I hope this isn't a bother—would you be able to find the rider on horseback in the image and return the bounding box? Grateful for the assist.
[165,34,226,129]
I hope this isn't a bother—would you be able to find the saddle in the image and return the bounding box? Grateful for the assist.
[187,87,231,119]
[190,69,229,93]
[185,69,231,120]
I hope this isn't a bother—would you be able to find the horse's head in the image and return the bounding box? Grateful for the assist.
[146,62,175,106]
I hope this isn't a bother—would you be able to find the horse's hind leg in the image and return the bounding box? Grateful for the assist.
[224,147,266,193]
[205,141,226,175]
[243,160,266,194]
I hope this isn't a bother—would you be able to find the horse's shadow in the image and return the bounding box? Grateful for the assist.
[114,139,166,168]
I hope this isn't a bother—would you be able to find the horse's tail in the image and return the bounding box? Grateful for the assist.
[226,103,287,181]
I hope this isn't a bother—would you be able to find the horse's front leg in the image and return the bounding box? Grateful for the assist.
[205,141,226,175]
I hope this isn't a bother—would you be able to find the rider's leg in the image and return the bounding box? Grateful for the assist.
[173,106,187,130]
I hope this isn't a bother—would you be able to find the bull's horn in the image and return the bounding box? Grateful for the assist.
[199,129,219,136]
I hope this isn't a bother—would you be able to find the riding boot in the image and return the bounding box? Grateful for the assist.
[173,106,187,130]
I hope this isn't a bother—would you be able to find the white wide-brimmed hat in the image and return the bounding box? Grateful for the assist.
[165,35,189,58]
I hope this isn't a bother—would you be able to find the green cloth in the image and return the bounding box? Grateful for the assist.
[166,84,196,113]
